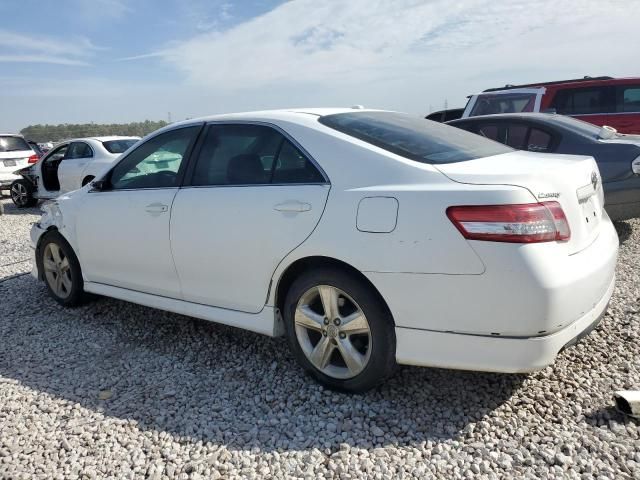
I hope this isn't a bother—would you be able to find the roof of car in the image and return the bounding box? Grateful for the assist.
[174,107,379,126]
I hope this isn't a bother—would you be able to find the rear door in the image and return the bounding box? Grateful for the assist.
[170,123,330,313]
[58,141,94,192]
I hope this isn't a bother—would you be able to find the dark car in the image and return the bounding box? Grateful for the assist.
[425,108,464,123]
[447,113,640,221]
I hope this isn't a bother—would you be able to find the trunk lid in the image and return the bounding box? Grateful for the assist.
[0,150,32,175]
[436,151,604,254]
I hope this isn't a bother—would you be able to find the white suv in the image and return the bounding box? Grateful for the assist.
[0,134,38,198]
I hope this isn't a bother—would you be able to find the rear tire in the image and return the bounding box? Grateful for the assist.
[10,179,37,208]
[39,231,86,307]
[283,267,396,393]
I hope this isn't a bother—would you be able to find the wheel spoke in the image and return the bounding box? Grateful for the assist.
[340,311,370,335]
[54,272,63,296]
[61,273,72,293]
[50,244,62,264]
[309,336,334,370]
[295,305,324,331]
[43,258,56,272]
[336,338,366,375]
[318,286,339,320]
[59,257,70,272]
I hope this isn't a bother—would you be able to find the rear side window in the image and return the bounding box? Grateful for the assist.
[470,93,537,116]
[619,86,640,113]
[319,112,512,164]
[65,142,93,159]
[552,87,615,115]
[506,125,528,149]
[103,139,138,154]
[0,136,30,153]
[191,124,325,186]
[528,129,552,152]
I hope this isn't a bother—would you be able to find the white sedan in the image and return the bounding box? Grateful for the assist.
[10,136,139,208]
[29,109,618,392]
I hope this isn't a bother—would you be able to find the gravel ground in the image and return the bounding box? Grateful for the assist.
[0,195,639,479]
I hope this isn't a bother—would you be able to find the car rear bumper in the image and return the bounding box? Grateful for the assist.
[394,273,614,372]
[0,173,19,187]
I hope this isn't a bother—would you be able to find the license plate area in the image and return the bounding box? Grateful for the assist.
[581,195,600,233]
[3,159,16,167]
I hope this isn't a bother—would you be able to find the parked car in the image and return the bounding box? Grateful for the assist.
[10,136,139,208]
[30,109,618,392]
[425,108,464,123]
[448,113,640,221]
[0,134,39,197]
[462,76,640,134]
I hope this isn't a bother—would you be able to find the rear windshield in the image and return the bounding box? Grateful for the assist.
[319,111,512,164]
[549,114,608,137]
[470,93,537,116]
[0,136,30,153]
[102,139,138,154]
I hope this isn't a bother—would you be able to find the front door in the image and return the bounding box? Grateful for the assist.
[170,123,330,313]
[58,141,94,193]
[75,125,202,298]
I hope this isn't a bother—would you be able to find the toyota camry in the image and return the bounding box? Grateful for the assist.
[30,108,619,392]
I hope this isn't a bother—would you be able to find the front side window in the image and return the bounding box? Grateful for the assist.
[320,111,512,164]
[65,142,93,159]
[109,126,199,190]
[620,86,640,113]
[191,124,325,186]
[46,144,69,162]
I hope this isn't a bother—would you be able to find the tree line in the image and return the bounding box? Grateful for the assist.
[20,120,169,143]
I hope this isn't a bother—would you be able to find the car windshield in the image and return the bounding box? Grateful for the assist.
[470,93,537,116]
[319,111,512,164]
[0,135,30,153]
[102,139,138,154]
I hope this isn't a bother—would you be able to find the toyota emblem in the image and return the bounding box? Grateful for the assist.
[591,172,598,191]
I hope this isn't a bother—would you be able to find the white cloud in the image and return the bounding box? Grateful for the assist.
[147,0,637,111]
[0,30,99,65]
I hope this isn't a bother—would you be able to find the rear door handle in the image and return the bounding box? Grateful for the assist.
[274,201,312,212]
[145,203,168,214]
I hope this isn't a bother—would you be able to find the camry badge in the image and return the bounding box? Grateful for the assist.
[538,192,560,199]
[591,172,599,190]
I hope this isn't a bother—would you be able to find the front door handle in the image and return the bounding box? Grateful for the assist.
[145,203,168,214]
[274,201,312,213]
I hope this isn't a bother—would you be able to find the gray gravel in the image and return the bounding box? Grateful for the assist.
[0,195,639,479]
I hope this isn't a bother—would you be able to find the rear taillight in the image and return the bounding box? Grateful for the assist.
[446,201,571,243]
[28,154,39,164]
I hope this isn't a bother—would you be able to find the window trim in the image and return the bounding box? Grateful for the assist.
[91,123,205,192]
[470,120,560,153]
[182,120,330,188]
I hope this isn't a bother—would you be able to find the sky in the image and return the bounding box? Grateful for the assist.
[0,0,638,132]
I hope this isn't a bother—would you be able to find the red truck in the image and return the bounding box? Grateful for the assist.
[462,76,640,134]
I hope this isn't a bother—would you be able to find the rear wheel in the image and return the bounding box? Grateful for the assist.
[40,232,85,306]
[10,179,37,208]
[284,268,396,392]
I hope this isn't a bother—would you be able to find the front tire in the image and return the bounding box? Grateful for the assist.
[283,267,396,392]
[10,179,37,208]
[39,231,85,306]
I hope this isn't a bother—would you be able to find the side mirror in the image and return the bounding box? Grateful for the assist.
[90,179,109,191]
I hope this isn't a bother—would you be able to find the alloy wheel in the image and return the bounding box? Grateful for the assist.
[43,243,73,299]
[10,182,28,207]
[294,285,372,379]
